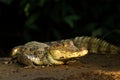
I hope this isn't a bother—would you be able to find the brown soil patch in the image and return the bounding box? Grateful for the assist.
[0,54,120,80]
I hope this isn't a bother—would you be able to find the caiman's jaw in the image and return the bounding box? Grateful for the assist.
[49,48,88,61]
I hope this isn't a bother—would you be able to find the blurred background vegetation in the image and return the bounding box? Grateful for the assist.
[0,0,120,56]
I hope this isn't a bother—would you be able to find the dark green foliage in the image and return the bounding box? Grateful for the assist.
[0,0,13,4]
[0,0,120,56]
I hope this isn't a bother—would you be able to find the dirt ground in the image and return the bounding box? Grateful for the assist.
[0,54,120,80]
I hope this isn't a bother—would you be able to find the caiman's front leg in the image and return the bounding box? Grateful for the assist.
[17,54,36,68]
[47,53,64,65]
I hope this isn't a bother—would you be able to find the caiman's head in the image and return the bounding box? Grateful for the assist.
[49,39,88,61]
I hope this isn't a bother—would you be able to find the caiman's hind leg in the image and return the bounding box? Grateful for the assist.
[17,54,36,68]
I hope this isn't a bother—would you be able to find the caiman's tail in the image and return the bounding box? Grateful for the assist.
[73,36,120,54]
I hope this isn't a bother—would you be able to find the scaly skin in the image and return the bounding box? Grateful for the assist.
[11,40,88,67]
[11,41,50,66]
[11,36,120,67]
[73,36,120,54]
